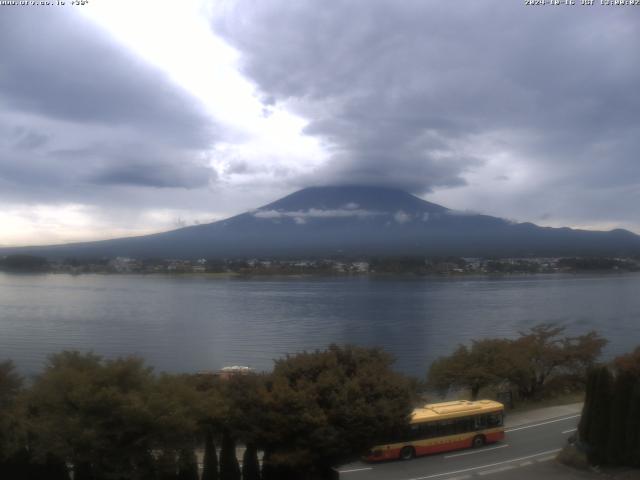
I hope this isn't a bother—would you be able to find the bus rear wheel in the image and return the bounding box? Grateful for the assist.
[472,435,485,448]
[399,446,415,460]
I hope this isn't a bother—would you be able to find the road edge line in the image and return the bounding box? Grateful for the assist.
[404,448,562,480]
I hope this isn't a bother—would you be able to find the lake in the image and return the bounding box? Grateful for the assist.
[1,272,639,377]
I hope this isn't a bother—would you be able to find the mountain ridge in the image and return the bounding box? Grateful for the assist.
[2,186,640,259]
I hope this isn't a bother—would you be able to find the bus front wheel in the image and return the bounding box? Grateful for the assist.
[399,446,415,460]
[472,435,485,448]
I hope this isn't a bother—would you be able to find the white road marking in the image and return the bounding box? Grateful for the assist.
[562,428,577,434]
[505,415,580,433]
[404,448,562,480]
[338,467,373,474]
[444,444,509,459]
[519,461,533,466]
[478,465,515,475]
[536,455,557,462]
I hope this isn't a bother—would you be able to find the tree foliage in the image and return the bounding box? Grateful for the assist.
[27,352,156,477]
[0,360,25,474]
[2,346,406,479]
[428,339,511,399]
[26,351,202,479]
[428,324,607,400]
[614,346,640,377]
[0,360,22,408]
[219,374,268,446]
[0,255,49,272]
[260,344,413,478]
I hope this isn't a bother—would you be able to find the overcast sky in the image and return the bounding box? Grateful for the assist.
[1,0,639,246]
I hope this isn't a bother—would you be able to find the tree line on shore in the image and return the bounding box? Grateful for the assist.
[1,326,638,479]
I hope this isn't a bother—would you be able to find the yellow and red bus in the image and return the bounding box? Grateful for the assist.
[365,400,505,461]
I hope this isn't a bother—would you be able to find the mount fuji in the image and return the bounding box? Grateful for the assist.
[4,186,640,259]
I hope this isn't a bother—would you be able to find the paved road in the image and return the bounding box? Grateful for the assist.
[336,413,580,480]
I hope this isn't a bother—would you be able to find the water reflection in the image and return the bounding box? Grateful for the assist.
[1,273,639,376]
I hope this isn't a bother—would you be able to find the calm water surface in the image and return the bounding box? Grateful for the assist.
[1,272,639,376]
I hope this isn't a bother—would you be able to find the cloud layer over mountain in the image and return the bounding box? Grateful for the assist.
[213,0,640,227]
[1,2,640,246]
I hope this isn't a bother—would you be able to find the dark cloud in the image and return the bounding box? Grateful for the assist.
[0,8,218,209]
[87,148,216,189]
[214,0,640,206]
[0,139,215,205]
[0,9,214,149]
[12,127,49,151]
[225,159,251,175]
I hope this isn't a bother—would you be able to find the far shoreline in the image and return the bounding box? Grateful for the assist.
[2,269,640,280]
[2,253,639,277]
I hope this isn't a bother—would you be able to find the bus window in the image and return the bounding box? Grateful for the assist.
[487,413,503,427]
[455,417,473,434]
[438,420,451,437]
[475,415,487,429]
[422,421,439,438]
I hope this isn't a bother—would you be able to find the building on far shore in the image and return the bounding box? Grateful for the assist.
[196,365,254,381]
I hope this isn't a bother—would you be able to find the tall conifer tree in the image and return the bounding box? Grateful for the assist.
[587,366,612,465]
[578,367,597,442]
[202,429,219,480]
[260,450,276,480]
[73,461,94,480]
[157,450,179,480]
[241,443,260,480]
[625,381,640,466]
[42,453,71,480]
[220,429,241,480]
[177,448,199,480]
[606,372,633,464]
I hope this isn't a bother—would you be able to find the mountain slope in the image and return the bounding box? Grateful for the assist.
[3,186,640,259]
